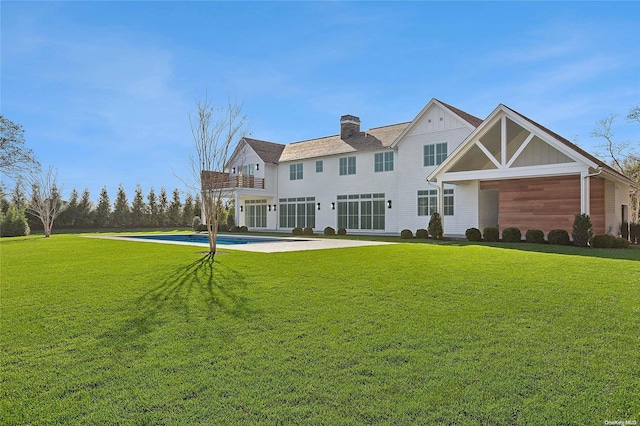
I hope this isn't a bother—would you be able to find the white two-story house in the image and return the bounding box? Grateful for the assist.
[208,98,633,237]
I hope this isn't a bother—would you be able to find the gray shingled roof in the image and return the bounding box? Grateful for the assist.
[279,122,410,162]
[244,138,286,164]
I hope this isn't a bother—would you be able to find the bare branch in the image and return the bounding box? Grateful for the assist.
[591,114,627,172]
[26,165,65,237]
[627,106,640,124]
[0,115,41,180]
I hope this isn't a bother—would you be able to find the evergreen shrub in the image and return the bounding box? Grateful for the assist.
[630,223,640,244]
[502,227,522,242]
[337,228,347,236]
[465,227,482,242]
[428,212,443,240]
[400,229,413,239]
[0,206,30,237]
[324,226,336,236]
[229,225,239,233]
[591,234,615,248]
[483,227,499,242]
[239,226,248,233]
[416,229,429,239]
[572,213,593,247]
[292,227,303,236]
[525,229,545,244]
[192,216,201,232]
[548,229,570,245]
[303,227,314,236]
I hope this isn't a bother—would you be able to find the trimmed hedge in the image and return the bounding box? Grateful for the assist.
[525,229,545,244]
[416,229,429,239]
[239,226,248,233]
[483,227,499,242]
[303,227,314,236]
[400,229,413,239]
[502,227,522,243]
[324,226,336,236]
[337,228,347,236]
[630,223,640,244]
[465,227,482,242]
[292,227,303,236]
[614,237,630,249]
[591,234,615,248]
[548,229,570,245]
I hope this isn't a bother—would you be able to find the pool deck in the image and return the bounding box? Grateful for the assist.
[87,235,395,253]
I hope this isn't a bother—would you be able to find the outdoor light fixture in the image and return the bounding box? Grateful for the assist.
[232,167,236,174]
[331,202,335,210]
[256,164,260,171]
[268,205,271,212]
[317,202,321,210]
[273,204,277,211]
[240,206,244,212]
[387,200,392,209]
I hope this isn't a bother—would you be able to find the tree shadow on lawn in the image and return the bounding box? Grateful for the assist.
[99,255,253,350]
[440,240,640,261]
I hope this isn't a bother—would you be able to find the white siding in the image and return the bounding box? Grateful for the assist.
[442,181,479,236]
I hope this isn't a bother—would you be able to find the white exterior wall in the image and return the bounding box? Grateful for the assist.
[443,181,480,235]
[605,181,631,235]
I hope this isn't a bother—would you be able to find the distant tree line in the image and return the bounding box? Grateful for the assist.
[1,182,235,232]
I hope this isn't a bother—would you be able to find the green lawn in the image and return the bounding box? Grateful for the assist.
[1,234,639,424]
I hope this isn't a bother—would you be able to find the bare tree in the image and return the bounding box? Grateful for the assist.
[188,96,247,257]
[0,115,40,180]
[27,166,65,237]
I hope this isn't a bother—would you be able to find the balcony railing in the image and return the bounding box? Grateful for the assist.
[201,171,265,190]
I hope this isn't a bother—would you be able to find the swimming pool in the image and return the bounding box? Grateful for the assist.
[125,233,303,245]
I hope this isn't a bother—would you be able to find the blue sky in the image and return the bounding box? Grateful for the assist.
[2,1,639,201]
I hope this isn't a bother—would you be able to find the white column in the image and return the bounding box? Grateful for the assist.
[580,171,590,215]
[437,180,445,231]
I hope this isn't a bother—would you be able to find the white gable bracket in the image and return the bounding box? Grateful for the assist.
[506,132,535,168]
[475,141,502,169]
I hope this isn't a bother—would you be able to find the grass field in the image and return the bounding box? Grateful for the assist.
[1,233,639,424]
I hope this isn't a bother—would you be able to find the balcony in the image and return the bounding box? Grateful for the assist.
[201,171,265,191]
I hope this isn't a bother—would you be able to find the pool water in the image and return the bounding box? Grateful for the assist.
[126,234,301,245]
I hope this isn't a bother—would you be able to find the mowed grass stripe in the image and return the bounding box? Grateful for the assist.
[1,235,638,424]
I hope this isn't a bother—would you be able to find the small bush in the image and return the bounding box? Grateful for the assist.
[239,225,248,233]
[525,229,545,244]
[620,221,629,240]
[428,212,443,240]
[400,229,413,239]
[292,227,303,236]
[572,213,593,247]
[615,237,630,249]
[416,229,429,239]
[502,227,522,243]
[483,227,499,242]
[324,226,336,236]
[465,227,482,242]
[630,222,640,244]
[548,229,570,245]
[337,228,347,236]
[218,223,229,233]
[303,227,314,236]
[229,225,239,233]
[192,216,201,232]
[591,234,615,248]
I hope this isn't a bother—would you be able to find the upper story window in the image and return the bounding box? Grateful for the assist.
[242,164,255,176]
[339,156,356,175]
[424,143,448,166]
[374,152,394,172]
[316,160,323,173]
[289,163,303,180]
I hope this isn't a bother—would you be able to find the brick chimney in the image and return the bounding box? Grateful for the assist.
[340,115,360,139]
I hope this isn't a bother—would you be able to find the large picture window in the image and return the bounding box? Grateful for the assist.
[337,193,385,230]
[339,156,356,175]
[424,143,448,166]
[279,197,315,228]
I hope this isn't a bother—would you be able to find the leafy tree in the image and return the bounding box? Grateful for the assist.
[77,188,93,228]
[0,115,40,180]
[168,188,182,226]
[112,184,130,228]
[27,166,65,237]
[146,187,158,227]
[10,180,27,211]
[182,193,194,226]
[428,211,443,240]
[130,184,146,227]
[0,183,9,214]
[158,187,169,226]
[94,186,111,227]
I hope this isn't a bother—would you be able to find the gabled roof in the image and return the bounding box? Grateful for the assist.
[279,122,409,163]
[244,138,285,164]
[502,105,631,183]
[436,99,484,128]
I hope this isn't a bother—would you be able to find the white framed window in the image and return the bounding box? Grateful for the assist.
[374,152,394,172]
[337,193,385,230]
[444,189,454,216]
[279,197,315,228]
[245,199,267,228]
[316,160,323,173]
[417,190,438,216]
[339,156,356,175]
[289,163,303,180]
[424,143,448,166]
